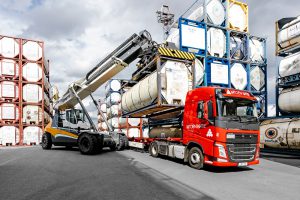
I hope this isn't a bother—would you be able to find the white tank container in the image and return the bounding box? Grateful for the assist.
[122,60,191,113]
[278,16,300,49]
[186,0,225,25]
[128,128,140,138]
[279,52,300,78]
[100,103,107,113]
[44,112,51,124]
[207,27,226,58]
[142,127,149,138]
[0,126,19,145]
[0,103,19,120]
[228,2,248,32]
[250,66,265,91]
[23,84,42,103]
[23,126,42,145]
[260,118,300,149]
[22,63,42,82]
[167,24,205,53]
[250,38,265,63]
[0,37,19,58]
[22,41,43,61]
[98,122,108,131]
[278,86,300,113]
[118,117,128,127]
[0,81,19,101]
[107,92,121,107]
[23,105,43,124]
[0,59,19,78]
[194,59,204,86]
[107,105,120,119]
[230,36,246,60]
[108,117,119,128]
[230,63,247,90]
[166,28,180,48]
[44,93,50,107]
[44,74,50,91]
[98,113,107,122]
[128,118,141,126]
[106,79,121,93]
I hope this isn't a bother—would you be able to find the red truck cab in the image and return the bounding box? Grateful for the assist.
[147,87,260,169]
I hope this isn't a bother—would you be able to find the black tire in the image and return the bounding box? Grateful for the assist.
[78,133,99,155]
[109,143,117,151]
[149,142,159,157]
[188,147,204,170]
[41,133,52,150]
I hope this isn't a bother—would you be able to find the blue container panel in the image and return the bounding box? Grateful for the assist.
[205,58,230,87]
[179,18,207,57]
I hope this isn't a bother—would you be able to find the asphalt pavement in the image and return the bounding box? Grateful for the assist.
[1,146,300,200]
[0,147,205,200]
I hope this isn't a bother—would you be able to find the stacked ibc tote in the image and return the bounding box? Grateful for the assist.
[260,16,300,149]
[97,79,144,138]
[166,0,267,116]
[0,35,50,146]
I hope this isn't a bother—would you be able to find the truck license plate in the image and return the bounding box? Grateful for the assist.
[238,162,248,167]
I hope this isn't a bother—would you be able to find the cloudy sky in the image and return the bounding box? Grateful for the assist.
[1,0,299,118]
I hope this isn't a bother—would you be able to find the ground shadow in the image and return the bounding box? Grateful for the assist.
[138,150,254,173]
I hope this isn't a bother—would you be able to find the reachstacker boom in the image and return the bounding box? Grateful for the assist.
[41,30,155,154]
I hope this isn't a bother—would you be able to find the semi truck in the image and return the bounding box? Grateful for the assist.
[128,87,260,169]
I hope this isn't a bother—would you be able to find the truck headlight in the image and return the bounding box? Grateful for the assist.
[215,143,227,158]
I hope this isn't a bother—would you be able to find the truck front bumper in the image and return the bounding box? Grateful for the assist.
[205,159,259,167]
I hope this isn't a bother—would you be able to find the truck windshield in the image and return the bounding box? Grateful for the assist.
[217,98,258,119]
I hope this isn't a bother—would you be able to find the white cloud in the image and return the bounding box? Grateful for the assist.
[1,0,299,120]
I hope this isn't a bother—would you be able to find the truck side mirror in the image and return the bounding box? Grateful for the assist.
[206,101,214,124]
[197,101,204,119]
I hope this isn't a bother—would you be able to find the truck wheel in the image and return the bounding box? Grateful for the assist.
[41,133,52,150]
[188,147,204,170]
[149,142,159,157]
[78,133,98,155]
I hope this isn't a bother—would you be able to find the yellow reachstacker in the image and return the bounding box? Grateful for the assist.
[41,30,155,154]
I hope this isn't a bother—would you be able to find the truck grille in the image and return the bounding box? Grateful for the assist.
[227,144,256,162]
[227,134,258,144]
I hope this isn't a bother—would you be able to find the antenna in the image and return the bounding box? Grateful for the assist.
[156,5,174,40]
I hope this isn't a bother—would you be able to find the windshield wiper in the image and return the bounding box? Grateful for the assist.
[240,116,258,123]
[224,116,240,122]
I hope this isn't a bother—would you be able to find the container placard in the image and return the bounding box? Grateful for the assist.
[211,63,229,85]
[181,24,205,50]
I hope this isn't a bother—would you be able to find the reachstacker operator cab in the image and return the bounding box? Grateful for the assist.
[148,87,260,169]
[41,30,156,154]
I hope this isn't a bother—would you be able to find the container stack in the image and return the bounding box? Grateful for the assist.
[259,16,300,150]
[97,79,144,139]
[166,0,267,117]
[275,16,300,116]
[0,35,50,146]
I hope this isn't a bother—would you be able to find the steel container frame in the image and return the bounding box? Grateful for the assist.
[0,35,50,146]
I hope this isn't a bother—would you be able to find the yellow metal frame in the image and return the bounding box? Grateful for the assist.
[158,47,195,60]
[227,0,249,33]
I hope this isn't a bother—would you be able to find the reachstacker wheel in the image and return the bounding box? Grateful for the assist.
[41,133,52,150]
[78,133,99,155]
